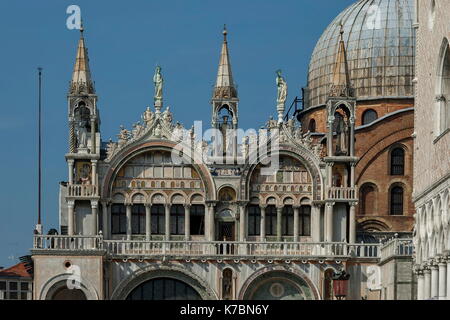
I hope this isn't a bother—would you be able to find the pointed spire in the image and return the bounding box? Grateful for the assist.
[69,22,95,95]
[213,25,238,100]
[329,23,353,98]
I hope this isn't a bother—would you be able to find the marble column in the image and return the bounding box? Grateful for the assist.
[91,160,97,186]
[90,117,96,154]
[417,270,424,300]
[239,204,246,242]
[68,159,74,185]
[185,204,191,241]
[145,204,151,241]
[126,204,132,240]
[206,203,215,241]
[446,257,450,300]
[349,203,356,243]
[439,259,447,300]
[424,268,431,300]
[165,204,171,241]
[260,205,266,242]
[91,201,98,235]
[311,204,321,242]
[293,206,300,242]
[431,263,439,299]
[276,206,283,242]
[101,201,109,239]
[67,200,75,236]
[325,203,334,242]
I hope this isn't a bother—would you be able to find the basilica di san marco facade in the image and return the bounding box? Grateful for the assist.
[31,0,417,301]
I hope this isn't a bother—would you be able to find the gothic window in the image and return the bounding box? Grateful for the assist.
[360,184,377,215]
[190,205,205,235]
[131,204,145,234]
[265,205,277,236]
[390,186,404,215]
[282,206,294,236]
[299,205,311,236]
[151,204,165,235]
[308,119,316,132]
[437,38,450,134]
[111,204,126,234]
[390,147,405,175]
[170,204,185,235]
[248,205,261,236]
[362,109,378,125]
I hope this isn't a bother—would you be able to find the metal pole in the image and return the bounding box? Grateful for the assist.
[37,67,42,228]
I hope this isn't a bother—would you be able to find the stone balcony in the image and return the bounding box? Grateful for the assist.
[32,235,382,261]
[66,184,99,199]
[326,186,358,201]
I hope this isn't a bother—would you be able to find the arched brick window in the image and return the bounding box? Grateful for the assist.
[362,109,378,125]
[360,184,377,215]
[390,186,404,215]
[308,119,316,132]
[390,148,405,175]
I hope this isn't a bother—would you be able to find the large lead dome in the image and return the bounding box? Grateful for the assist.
[306,0,415,108]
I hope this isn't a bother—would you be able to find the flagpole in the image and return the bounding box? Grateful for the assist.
[36,67,43,234]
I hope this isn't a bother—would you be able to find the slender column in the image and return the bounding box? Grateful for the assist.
[293,206,300,242]
[260,205,266,242]
[327,120,333,156]
[417,270,424,300]
[67,200,75,236]
[91,160,97,186]
[439,259,447,300]
[350,163,356,188]
[424,268,431,300]
[185,204,191,241]
[446,257,450,300]
[91,201,98,235]
[165,204,171,241]
[431,263,439,299]
[349,119,355,157]
[276,206,283,241]
[145,204,151,241]
[349,203,356,243]
[126,204,132,240]
[325,202,334,242]
[311,204,321,242]
[90,117,96,154]
[68,159,74,184]
[239,204,246,242]
[101,201,109,239]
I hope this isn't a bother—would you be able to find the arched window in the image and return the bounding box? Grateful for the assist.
[390,147,405,175]
[360,184,377,215]
[190,205,205,235]
[111,204,126,234]
[390,186,404,215]
[436,38,450,134]
[170,204,185,235]
[308,119,316,132]
[248,205,261,236]
[151,204,165,235]
[126,278,201,300]
[299,205,311,236]
[362,109,378,125]
[131,204,145,234]
[265,205,277,236]
[282,206,294,236]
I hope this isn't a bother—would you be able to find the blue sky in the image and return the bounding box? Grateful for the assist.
[0,0,355,267]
